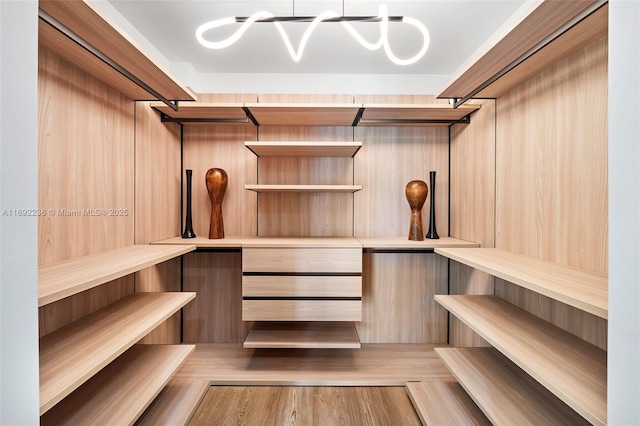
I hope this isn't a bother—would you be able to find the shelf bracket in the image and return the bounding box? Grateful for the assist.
[453,0,608,109]
[38,9,180,111]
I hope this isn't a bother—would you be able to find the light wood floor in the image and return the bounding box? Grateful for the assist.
[188,386,422,426]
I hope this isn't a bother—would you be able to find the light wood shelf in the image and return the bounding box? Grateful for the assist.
[244,184,363,193]
[359,104,480,126]
[434,247,607,318]
[406,381,490,426]
[434,295,606,426]
[243,236,362,248]
[244,102,361,126]
[438,0,607,101]
[435,348,590,425]
[41,344,195,425]
[150,102,248,123]
[358,236,479,250]
[38,244,196,307]
[136,378,210,426]
[244,141,362,157]
[151,236,248,249]
[39,292,196,414]
[243,322,361,349]
[39,0,196,103]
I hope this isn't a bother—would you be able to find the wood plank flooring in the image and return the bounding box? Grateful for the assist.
[188,386,421,426]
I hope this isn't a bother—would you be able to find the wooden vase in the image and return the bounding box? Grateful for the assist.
[205,168,228,239]
[405,180,428,241]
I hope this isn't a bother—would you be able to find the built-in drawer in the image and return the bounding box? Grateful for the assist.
[242,248,362,273]
[242,275,362,298]
[242,299,362,321]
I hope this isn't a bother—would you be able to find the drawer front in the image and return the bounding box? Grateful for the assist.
[242,299,362,321]
[243,275,362,298]
[243,248,362,273]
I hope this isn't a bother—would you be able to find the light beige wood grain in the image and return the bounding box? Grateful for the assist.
[243,322,361,348]
[242,300,362,322]
[172,343,456,385]
[183,123,258,238]
[38,245,194,307]
[39,292,196,414]
[434,295,606,426]
[495,35,608,274]
[405,381,490,426]
[150,102,247,120]
[356,236,479,249]
[152,236,249,248]
[245,103,361,126]
[245,141,362,157]
[242,236,362,248]
[195,93,259,103]
[436,248,608,318]
[243,275,362,298]
[41,344,194,425]
[39,0,195,101]
[182,252,250,343]
[357,253,448,344]
[243,247,362,273]
[438,0,597,99]
[245,184,362,192]
[359,104,479,124]
[136,379,210,426]
[353,126,449,237]
[353,95,448,105]
[476,4,608,99]
[38,46,135,265]
[436,348,590,425]
[258,94,355,104]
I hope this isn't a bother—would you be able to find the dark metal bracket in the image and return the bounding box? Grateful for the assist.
[39,9,180,111]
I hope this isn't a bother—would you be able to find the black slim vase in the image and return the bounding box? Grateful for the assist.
[426,170,439,239]
[182,169,196,238]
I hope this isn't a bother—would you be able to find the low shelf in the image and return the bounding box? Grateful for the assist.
[38,244,196,307]
[244,184,363,193]
[41,344,195,425]
[151,236,248,249]
[243,322,361,349]
[39,292,196,414]
[434,247,607,318]
[435,348,590,425]
[435,295,606,426]
[358,236,479,251]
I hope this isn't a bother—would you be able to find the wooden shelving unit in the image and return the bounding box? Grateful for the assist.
[438,0,607,103]
[358,236,479,250]
[39,0,196,104]
[39,292,196,414]
[435,247,607,318]
[244,184,363,193]
[434,295,606,426]
[244,141,362,157]
[435,347,590,425]
[405,381,490,426]
[359,104,480,126]
[41,344,195,425]
[243,322,361,349]
[38,244,196,307]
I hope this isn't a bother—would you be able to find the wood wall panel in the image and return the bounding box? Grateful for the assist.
[448,99,496,347]
[357,253,448,343]
[494,36,608,348]
[38,46,136,336]
[182,252,250,343]
[133,101,183,343]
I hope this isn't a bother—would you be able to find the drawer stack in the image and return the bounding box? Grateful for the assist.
[241,238,362,348]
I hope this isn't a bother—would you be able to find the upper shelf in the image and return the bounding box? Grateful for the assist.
[39,0,196,106]
[438,0,608,104]
[150,102,480,127]
[244,141,362,157]
[434,248,608,319]
[38,244,196,307]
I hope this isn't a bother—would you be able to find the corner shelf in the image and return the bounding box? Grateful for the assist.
[244,141,362,157]
[39,292,196,414]
[434,295,606,426]
[38,244,196,307]
[358,236,479,251]
[243,322,361,349]
[244,184,362,193]
[435,348,590,425]
[434,247,607,318]
[151,236,249,249]
[41,344,195,425]
[39,0,196,105]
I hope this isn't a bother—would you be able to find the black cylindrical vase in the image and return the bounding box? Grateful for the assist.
[426,170,439,239]
[182,169,196,238]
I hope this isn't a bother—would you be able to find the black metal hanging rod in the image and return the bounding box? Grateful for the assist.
[235,16,404,23]
[38,9,180,111]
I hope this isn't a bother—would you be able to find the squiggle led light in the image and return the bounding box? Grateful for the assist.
[195,5,430,65]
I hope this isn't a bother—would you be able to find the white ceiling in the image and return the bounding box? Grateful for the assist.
[102,0,529,94]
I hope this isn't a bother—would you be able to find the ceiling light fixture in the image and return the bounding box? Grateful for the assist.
[195,4,429,66]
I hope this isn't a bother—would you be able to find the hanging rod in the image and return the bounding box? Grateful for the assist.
[38,9,180,111]
[453,0,608,109]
